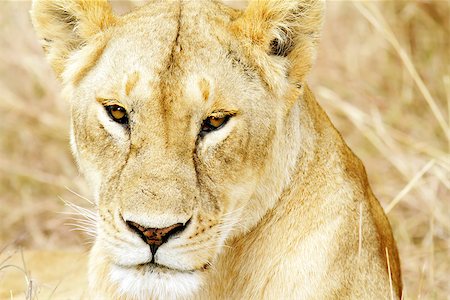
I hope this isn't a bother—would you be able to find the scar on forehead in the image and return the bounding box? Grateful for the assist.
[125,72,140,96]
[199,78,210,102]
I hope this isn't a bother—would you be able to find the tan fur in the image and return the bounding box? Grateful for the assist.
[31,0,402,299]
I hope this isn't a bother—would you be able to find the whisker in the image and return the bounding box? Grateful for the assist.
[64,186,94,205]
[64,218,95,227]
[65,222,97,235]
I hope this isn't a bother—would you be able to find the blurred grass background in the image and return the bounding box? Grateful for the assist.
[0,1,448,299]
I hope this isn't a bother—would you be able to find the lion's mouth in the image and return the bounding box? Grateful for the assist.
[141,262,192,273]
[117,260,206,275]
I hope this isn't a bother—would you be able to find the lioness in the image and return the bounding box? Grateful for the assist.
[31,0,402,299]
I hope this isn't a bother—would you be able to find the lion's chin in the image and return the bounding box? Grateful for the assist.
[109,263,203,299]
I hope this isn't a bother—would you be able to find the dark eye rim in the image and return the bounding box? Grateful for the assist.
[105,104,129,125]
[200,115,231,137]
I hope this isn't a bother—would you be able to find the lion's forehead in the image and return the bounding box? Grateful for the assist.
[102,1,230,75]
[83,1,235,109]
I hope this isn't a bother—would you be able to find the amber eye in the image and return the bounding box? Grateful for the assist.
[105,105,128,124]
[209,117,227,128]
[200,115,230,137]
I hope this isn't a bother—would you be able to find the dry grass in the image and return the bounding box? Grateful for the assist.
[0,1,448,299]
[310,2,449,298]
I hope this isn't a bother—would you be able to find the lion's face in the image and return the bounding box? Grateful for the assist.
[31,0,323,297]
[72,1,278,288]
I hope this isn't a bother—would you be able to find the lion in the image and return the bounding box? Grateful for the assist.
[30,0,402,299]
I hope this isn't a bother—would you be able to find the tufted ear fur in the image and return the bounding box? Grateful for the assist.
[30,0,116,77]
[232,0,324,82]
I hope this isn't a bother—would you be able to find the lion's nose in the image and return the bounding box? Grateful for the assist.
[126,220,186,257]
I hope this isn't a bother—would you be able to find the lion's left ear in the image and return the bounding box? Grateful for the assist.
[30,0,116,78]
[232,0,324,82]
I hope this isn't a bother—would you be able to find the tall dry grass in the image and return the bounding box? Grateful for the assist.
[0,1,448,299]
[310,2,449,298]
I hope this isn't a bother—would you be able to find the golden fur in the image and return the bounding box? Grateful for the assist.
[31,0,402,299]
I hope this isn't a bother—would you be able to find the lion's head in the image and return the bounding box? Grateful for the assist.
[31,0,323,297]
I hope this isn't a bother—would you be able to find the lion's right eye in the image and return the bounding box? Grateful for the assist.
[105,105,129,125]
[200,115,230,137]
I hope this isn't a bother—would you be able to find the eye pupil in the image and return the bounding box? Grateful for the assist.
[106,105,128,124]
[111,107,125,119]
[200,115,230,136]
[209,117,225,128]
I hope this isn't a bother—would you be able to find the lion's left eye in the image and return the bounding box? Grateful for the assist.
[200,116,229,136]
[105,105,128,124]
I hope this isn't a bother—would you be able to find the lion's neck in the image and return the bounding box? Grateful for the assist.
[234,91,304,235]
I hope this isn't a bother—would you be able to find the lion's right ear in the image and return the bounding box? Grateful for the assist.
[231,0,324,85]
[30,0,116,77]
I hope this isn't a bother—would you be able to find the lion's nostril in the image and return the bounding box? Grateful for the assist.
[126,220,146,233]
[126,220,187,257]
